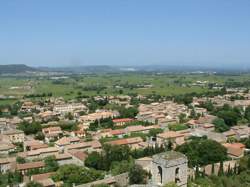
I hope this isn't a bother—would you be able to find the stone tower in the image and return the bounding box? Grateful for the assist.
[151,151,188,187]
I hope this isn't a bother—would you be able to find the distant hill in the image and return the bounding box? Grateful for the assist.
[39,65,121,73]
[0,64,37,74]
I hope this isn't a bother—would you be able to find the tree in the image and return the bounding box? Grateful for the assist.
[176,139,227,167]
[200,100,214,112]
[149,128,163,138]
[178,113,187,123]
[44,156,59,172]
[18,121,42,135]
[217,110,239,126]
[85,151,104,170]
[65,112,74,120]
[35,131,45,140]
[245,106,250,122]
[218,161,224,176]
[212,118,230,133]
[52,164,103,186]
[129,164,148,184]
[25,181,43,187]
[111,160,134,176]
[16,156,26,164]
[103,144,130,170]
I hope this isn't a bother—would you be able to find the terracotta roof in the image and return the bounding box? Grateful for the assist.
[223,130,236,137]
[32,172,55,181]
[107,137,143,146]
[17,161,45,170]
[3,129,24,135]
[223,143,245,157]
[43,126,62,132]
[37,178,55,187]
[126,125,145,133]
[68,150,88,161]
[0,157,16,164]
[24,140,44,147]
[55,153,72,160]
[55,137,80,146]
[0,143,15,151]
[112,118,134,123]
[65,140,101,150]
[202,123,215,128]
[223,143,246,149]
[20,147,60,157]
[157,131,184,139]
[110,129,125,136]
[227,147,244,157]
[30,144,49,150]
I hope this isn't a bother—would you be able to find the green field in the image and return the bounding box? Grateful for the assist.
[0,73,250,105]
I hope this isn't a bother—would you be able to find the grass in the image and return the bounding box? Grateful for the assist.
[1,73,250,101]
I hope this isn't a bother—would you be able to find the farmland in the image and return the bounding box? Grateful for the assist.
[1,73,250,106]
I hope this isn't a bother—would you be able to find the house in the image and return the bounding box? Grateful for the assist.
[0,118,8,131]
[231,126,250,140]
[53,103,87,115]
[157,131,185,147]
[21,101,36,112]
[71,127,86,138]
[18,147,60,160]
[223,143,245,159]
[137,101,189,125]
[110,129,126,138]
[223,130,237,140]
[112,118,134,126]
[199,123,215,132]
[68,150,87,166]
[55,153,75,166]
[196,115,217,124]
[0,142,15,155]
[186,119,199,129]
[24,140,48,151]
[31,172,56,187]
[79,110,119,125]
[203,160,238,176]
[39,111,57,121]
[106,137,143,149]
[17,161,45,175]
[194,107,208,116]
[65,140,102,153]
[23,116,33,123]
[125,125,160,135]
[0,157,16,173]
[135,157,153,172]
[99,128,113,138]
[191,129,227,143]
[42,126,63,142]
[125,125,146,135]
[2,129,25,143]
[55,136,80,148]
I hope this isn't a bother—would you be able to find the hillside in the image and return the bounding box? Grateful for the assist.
[0,64,36,74]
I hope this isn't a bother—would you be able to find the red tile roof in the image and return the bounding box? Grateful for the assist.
[107,137,143,146]
[17,161,45,170]
[112,118,134,123]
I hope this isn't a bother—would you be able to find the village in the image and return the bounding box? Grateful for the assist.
[1,84,250,187]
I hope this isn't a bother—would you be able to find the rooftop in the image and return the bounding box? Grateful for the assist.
[153,151,186,161]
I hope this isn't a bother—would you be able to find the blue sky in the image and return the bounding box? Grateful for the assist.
[0,0,250,67]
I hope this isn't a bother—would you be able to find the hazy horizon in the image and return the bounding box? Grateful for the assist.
[1,0,250,67]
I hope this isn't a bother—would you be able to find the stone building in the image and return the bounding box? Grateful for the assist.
[151,151,188,187]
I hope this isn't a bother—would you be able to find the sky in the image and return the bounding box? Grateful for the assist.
[0,0,250,67]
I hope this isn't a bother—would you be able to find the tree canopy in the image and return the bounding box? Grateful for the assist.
[52,164,104,186]
[176,138,227,167]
